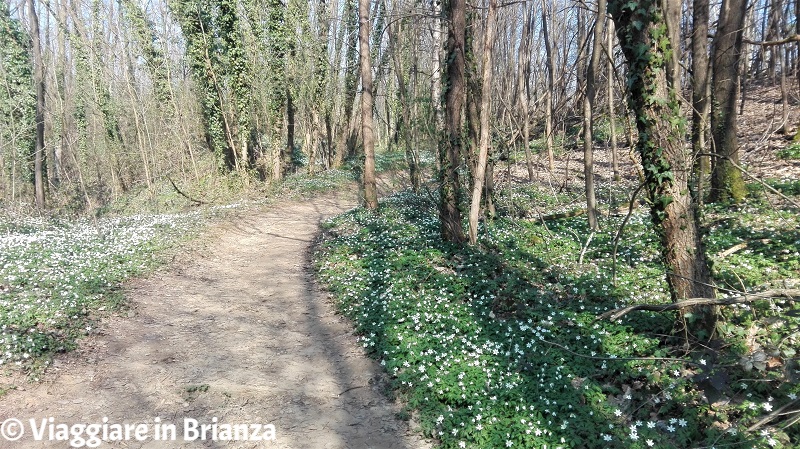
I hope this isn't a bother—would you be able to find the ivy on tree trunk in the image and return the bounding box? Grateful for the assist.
[439,0,467,244]
[608,0,718,339]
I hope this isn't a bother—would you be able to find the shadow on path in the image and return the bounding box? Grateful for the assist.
[0,190,431,449]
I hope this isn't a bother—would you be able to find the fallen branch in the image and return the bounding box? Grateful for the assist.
[716,242,749,259]
[714,239,771,259]
[538,338,698,366]
[539,203,639,222]
[578,231,595,265]
[167,176,206,206]
[540,208,586,221]
[598,289,800,321]
[746,398,800,432]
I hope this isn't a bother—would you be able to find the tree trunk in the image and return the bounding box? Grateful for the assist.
[439,0,467,243]
[285,89,295,175]
[778,46,790,133]
[358,0,378,210]
[517,4,534,181]
[582,0,606,231]
[334,0,359,168]
[468,0,498,245]
[709,0,747,203]
[691,0,711,193]
[388,18,421,191]
[431,0,443,135]
[464,10,480,179]
[607,18,619,182]
[575,7,588,115]
[542,4,557,172]
[29,0,46,208]
[609,0,717,338]
[766,0,783,82]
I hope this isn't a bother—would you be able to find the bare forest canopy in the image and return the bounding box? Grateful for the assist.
[0,0,797,210]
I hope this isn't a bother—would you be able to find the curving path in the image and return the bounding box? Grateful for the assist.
[0,190,431,449]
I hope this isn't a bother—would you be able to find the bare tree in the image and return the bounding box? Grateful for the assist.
[468,0,498,245]
[387,8,421,191]
[692,0,711,193]
[439,0,467,243]
[541,1,557,172]
[516,3,535,181]
[359,0,377,210]
[606,18,619,181]
[710,0,748,203]
[29,0,46,208]
[582,0,607,230]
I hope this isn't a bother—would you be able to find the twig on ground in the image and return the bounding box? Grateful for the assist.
[598,289,800,321]
[697,153,800,209]
[746,397,800,432]
[612,181,646,285]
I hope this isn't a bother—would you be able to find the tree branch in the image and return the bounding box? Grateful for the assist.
[743,34,800,47]
[598,289,800,321]
[747,398,800,432]
[167,176,206,206]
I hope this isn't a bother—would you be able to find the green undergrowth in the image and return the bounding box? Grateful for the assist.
[98,168,356,216]
[274,168,356,198]
[777,144,800,160]
[314,186,799,449]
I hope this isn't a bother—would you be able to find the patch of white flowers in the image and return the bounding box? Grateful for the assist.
[0,211,201,365]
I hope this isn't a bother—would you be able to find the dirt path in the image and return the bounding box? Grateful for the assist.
[0,190,432,449]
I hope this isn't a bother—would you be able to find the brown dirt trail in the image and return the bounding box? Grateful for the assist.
[0,190,432,449]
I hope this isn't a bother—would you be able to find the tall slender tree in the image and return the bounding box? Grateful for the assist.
[691,0,711,194]
[709,0,748,203]
[468,0,498,245]
[0,2,35,201]
[358,0,377,210]
[582,0,607,230]
[542,2,557,172]
[439,0,467,243]
[516,3,535,182]
[29,0,46,207]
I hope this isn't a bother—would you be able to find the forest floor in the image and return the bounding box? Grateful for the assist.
[499,78,800,193]
[0,184,432,448]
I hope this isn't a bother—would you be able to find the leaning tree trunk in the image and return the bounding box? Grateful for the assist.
[467,0,498,245]
[609,0,717,338]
